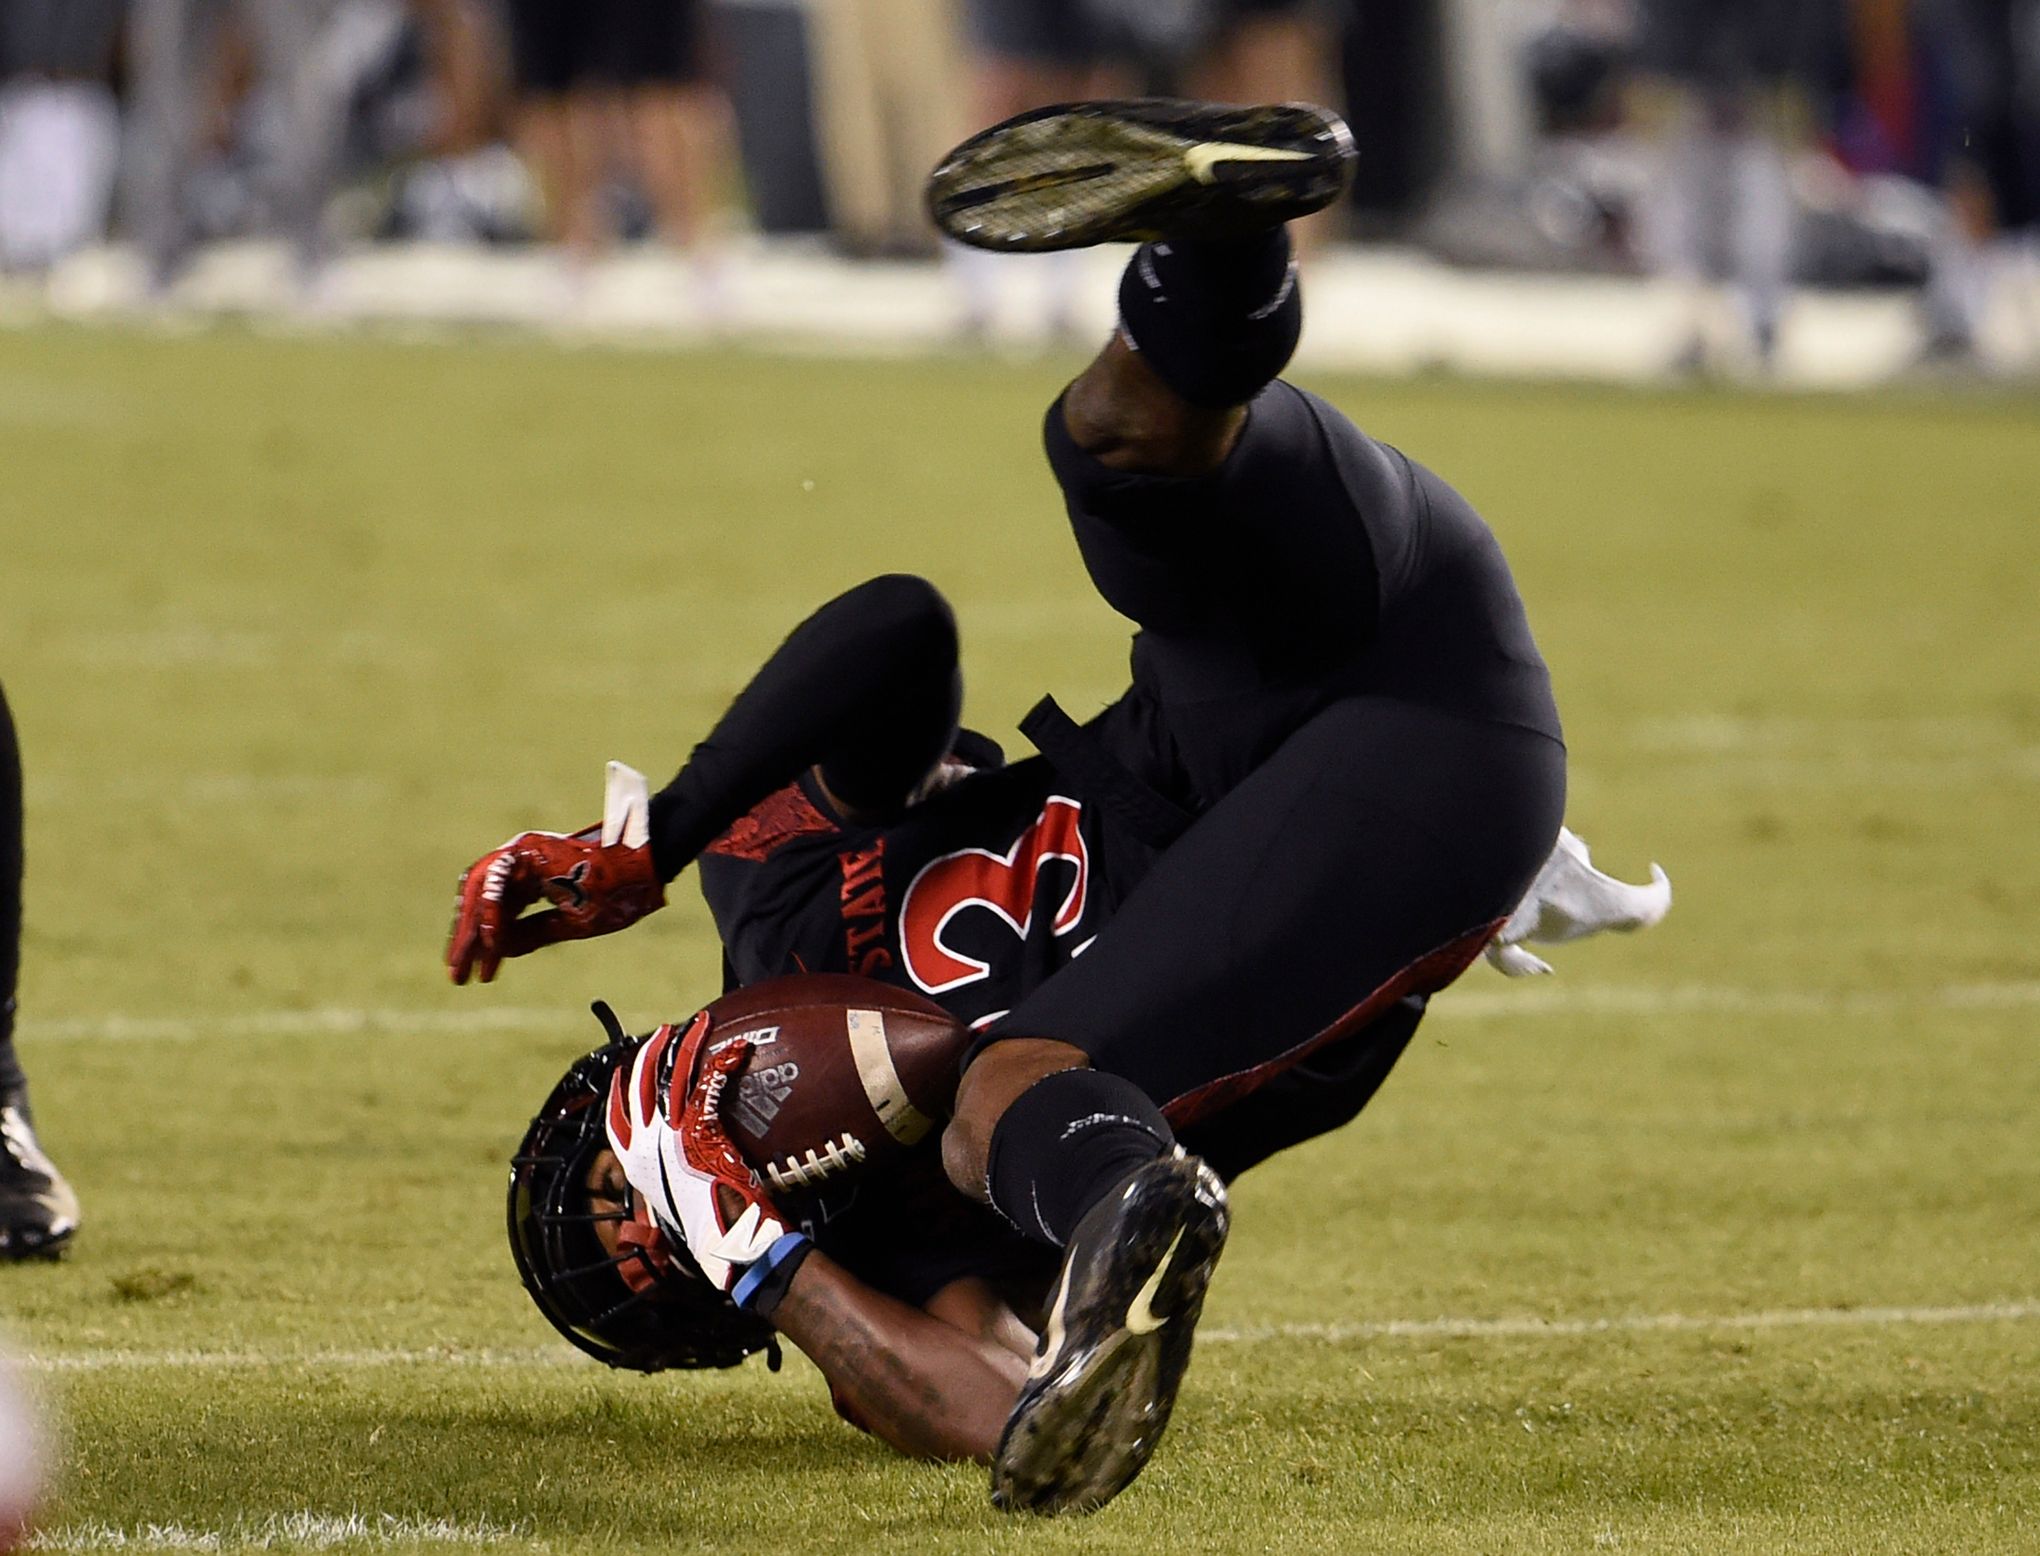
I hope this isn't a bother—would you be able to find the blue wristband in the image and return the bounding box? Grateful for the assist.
[731,1230,812,1314]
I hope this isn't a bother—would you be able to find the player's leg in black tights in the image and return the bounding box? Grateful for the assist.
[0,679,81,1256]
[648,572,964,877]
[1173,997,1427,1185]
[948,227,1311,1238]
[954,223,1563,1241]
[1002,694,1563,1115]
[0,681,22,1100]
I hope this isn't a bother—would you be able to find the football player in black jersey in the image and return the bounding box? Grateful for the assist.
[458,102,1571,1513]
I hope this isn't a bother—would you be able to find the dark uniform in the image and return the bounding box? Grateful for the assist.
[680,379,1565,1306]
[1634,0,1843,91]
[504,0,709,96]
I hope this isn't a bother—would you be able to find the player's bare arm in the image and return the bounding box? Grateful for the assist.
[589,1000,1045,1461]
[582,1137,1031,1462]
[769,1258,1030,1462]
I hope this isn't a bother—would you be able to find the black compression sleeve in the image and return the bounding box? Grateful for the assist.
[1,682,24,1090]
[646,575,962,880]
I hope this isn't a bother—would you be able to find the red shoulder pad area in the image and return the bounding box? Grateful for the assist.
[704,783,841,864]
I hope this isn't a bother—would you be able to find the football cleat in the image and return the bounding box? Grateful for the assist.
[928,99,1355,253]
[0,1096,79,1259]
[992,1151,1229,1514]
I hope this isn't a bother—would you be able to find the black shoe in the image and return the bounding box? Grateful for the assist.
[0,1096,79,1259]
[992,1152,1229,1514]
[928,99,1355,253]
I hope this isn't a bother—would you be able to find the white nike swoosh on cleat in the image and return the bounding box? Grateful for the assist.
[1028,1263,1075,1381]
[1124,1227,1187,1336]
[1183,141,1315,186]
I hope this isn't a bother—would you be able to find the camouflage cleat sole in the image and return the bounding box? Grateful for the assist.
[927,99,1356,253]
[992,1152,1230,1515]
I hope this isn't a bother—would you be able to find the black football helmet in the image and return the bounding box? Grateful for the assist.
[507,1002,778,1372]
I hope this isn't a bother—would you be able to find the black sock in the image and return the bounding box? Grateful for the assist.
[0,682,23,1099]
[986,1068,1174,1247]
[1116,227,1301,409]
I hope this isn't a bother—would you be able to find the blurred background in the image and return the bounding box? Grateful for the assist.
[0,0,2035,386]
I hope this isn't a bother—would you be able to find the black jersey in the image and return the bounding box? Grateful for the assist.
[701,758,1133,1029]
[697,752,1157,1308]
[693,763,1092,1306]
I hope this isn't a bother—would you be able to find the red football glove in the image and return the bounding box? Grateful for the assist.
[446,762,666,984]
[605,1011,791,1294]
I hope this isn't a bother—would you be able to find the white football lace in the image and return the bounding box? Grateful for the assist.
[765,1133,867,1194]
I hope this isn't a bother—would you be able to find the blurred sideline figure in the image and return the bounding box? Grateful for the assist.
[949,0,1343,336]
[125,0,357,293]
[503,0,732,296]
[0,684,78,1260]
[373,0,524,244]
[951,0,1115,336]
[0,0,125,273]
[808,0,967,259]
[1631,0,1842,371]
[1913,0,2040,367]
[1186,0,1342,251]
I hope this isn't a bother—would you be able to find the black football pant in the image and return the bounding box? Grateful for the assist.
[993,693,1560,1127]
[982,394,1565,1133]
[1,681,24,1095]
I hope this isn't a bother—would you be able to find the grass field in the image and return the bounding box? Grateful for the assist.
[2,324,2038,1554]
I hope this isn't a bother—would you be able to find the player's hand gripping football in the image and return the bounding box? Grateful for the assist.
[604,1010,792,1295]
[447,762,666,984]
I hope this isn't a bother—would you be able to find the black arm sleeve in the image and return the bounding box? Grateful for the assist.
[646,574,962,880]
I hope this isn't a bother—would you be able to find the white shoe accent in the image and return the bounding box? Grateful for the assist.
[1028,1263,1075,1381]
[1184,141,1314,186]
[0,1109,59,1185]
[1124,1226,1186,1336]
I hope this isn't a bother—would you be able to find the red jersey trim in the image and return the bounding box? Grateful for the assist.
[1160,917,1506,1129]
[704,782,841,863]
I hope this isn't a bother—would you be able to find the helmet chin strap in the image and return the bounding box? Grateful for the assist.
[590,999,629,1045]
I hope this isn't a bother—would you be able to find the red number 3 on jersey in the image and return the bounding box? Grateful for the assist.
[898,796,1090,997]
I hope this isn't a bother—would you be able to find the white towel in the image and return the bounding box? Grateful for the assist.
[1485,828,1672,978]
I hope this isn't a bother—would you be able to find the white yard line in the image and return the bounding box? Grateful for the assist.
[1435,980,2040,1021]
[20,980,2040,1044]
[1619,713,2039,754]
[1591,751,2040,788]
[21,1009,566,1042]
[27,1514,527,1552]
[20,1299,2039,1374]
[1202,1298,2040,1345]
[21,1347,566,1374]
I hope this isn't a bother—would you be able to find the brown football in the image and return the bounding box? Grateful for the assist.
[688,974,968,1202]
